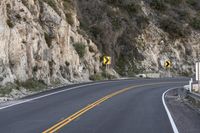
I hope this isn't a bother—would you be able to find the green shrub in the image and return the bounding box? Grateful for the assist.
[62,0,74,25]
[106,0,140,15]
[150,0,167,11]
[111,18,121,30]
[165,0,182,5]
[0,83,17,96]
[90,26,102,39]
[186,0,198,6]
[73,42,86,58]
[126,3,140,14]
[80,21,88,31]
[89,74,104,81]
[115,55,126,76]
[115,53,142,76]
[18,79,47,92]
[51,78,61,85]
[177,10,191,22]
[190,18,200,30]
[106,0,123,6]
[63,0,74,10]
[179,71,191,77]
[43,0,56,8]
[160,18,189,38]
[65,12,74,26]
[89,72,116,81]
[136,16,150,29]
[101,71,116,79]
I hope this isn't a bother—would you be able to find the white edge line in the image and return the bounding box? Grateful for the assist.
[162,87,180,133]
[0,80,120,110]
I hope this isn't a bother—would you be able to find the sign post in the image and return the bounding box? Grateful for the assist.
[164,60,172,77]
[103,56,111,79]
[196,62,200,92]
[189,78,193,92]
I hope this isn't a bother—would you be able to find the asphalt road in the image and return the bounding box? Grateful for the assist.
[0,78,189,133]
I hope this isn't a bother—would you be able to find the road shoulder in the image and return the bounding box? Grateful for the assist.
[165,88,200,133]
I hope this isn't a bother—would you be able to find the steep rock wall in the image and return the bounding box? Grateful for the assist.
[0,0,101,86]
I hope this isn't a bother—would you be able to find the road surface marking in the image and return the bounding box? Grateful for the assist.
[0,80,127,110]
[43,82,183,133]
[162,88,179,133]
[0,78,173,110]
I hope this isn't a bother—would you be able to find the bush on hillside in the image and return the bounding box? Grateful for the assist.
[160,18,189,38]
[111,18,122,30]
[150,0,167,11]
[136,16,150,29]
[165,0,182,5]
[186,0,198,7]
[191,18,200,30]
[106,0,123,6]
[17,79,47,92]
[65,12,74,26]
[89,73,104,81]
[63,0,74,25]
[0,83,17,96]
[73,42,86,58]
[124,3,141,14]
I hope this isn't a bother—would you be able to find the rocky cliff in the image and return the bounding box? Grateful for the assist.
[0,0,103,87]
[0,0,200,99]
[76,0,200,76]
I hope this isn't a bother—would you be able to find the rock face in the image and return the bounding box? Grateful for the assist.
[0,0,101,86]
[0,0,200,88]
[76,0,200,76]
[137,23,200,76]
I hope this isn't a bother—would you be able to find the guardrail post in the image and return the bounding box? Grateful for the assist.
[189,78,193,92]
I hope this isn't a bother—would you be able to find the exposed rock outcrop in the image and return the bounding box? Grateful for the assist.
[0,0,102,87]
[76,0,200,76]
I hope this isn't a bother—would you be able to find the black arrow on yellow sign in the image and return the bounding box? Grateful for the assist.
[105,57,109,64]
[103,56,111,65]
[164,61,171,68]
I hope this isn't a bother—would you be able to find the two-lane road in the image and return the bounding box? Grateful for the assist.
[0,78,188,133]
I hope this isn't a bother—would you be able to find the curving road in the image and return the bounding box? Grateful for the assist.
[0,78,188,133]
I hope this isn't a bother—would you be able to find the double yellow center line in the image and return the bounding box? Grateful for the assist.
[42,81,182,133]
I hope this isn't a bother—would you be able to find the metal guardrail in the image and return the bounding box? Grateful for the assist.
[183,79,200,102]
[187,91,200,102]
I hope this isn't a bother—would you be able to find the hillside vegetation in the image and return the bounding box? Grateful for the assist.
[76,0,200,76]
